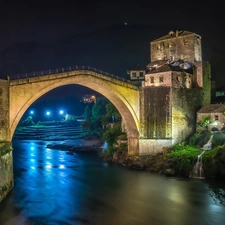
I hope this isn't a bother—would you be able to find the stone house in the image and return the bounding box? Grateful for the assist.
[196,104,225,131]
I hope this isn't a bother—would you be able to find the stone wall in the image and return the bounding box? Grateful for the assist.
[0,142,14,202]
[139,86,172,139]
[139,139,173,155]
[0,79,10,141]
[139,86,203,154]
[172,88,203,144]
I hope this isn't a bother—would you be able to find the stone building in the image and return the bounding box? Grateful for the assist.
[197,104,225,132]
[137,30,211,154]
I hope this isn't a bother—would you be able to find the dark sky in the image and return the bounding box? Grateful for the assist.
[0,1,224,52]
[0,0,224,108]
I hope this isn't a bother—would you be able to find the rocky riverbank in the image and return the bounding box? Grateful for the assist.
[46,138,105,153]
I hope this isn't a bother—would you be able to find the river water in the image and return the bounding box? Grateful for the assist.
[0,139,225,225]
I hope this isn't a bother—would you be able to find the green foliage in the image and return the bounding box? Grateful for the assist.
[105,102,121,122]
[197,116,211,127]
[104,146,117,157]
[188,130,211,147]
[102,123,122,147]
[82,120,93,135]
[212,133,225,147]
[92,97,109,121]
[166,143,202,172]
[81,97,123,139]
[84,105,92,121]
[202,144,225,178]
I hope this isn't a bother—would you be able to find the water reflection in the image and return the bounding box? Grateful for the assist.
[0,140,224,225]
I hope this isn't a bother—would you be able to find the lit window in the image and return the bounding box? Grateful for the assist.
[150,77,154,83]
[159,77,164,83]
[132,72,137,78]
[184,40,189,45]
[168,43,172,48]
[157,45,161,50]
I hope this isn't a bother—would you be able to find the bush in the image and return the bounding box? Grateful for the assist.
[212,133,225,147]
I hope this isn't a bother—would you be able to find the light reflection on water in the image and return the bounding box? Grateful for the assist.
[0,140,224,225]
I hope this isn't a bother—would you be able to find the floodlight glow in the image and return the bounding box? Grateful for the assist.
[46,111,51,116]
[59,110,64,115]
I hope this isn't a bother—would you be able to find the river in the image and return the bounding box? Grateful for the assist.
[0,139,225,225]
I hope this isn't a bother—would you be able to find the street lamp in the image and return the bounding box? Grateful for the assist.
[46,111,51,120]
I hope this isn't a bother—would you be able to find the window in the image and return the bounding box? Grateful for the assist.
[215,115,218,120]
[139,71,144,77]
[170,56,174,61]
[168,43,172,48]
[176,76,180,82]
[159,77,164,83]
[132,72,136,78]
[150,77,154,83]
[184,40,189,45]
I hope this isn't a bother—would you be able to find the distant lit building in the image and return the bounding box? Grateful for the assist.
[81,95,96,103]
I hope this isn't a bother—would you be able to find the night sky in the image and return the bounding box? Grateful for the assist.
[0,1,224,116]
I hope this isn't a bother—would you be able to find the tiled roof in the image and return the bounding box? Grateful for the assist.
[147,64,171,74]
[146,60,194,74]
[151,30,197,42]
[197,104,225,113]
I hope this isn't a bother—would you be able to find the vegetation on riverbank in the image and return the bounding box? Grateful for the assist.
[100,129,225,180]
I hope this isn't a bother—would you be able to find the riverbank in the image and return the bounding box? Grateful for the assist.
[43,141,225,180]
[46,138,104,153]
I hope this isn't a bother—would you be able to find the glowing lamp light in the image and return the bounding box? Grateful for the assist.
[59,110,64,115]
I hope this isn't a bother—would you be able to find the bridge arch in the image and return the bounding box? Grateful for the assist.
[9,70,140,155]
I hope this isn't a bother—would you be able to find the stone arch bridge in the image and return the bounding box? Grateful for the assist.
[1,66,146,155]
